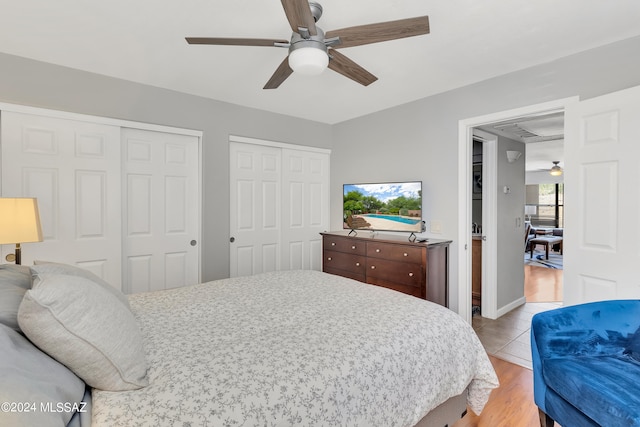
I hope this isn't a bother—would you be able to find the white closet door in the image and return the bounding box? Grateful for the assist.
[229,142,282,277]
[0,111,123,287]
[281,148,329,271]
[564,84,640,305]
[229,138,330,277]
[122,128,200,293]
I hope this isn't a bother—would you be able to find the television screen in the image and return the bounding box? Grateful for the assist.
[343,181,423,233]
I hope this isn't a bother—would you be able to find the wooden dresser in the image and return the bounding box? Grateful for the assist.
[320,231,452,307]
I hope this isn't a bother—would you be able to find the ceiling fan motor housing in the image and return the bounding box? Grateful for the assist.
[308,2,323,22]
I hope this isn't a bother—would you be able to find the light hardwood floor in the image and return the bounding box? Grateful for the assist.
[453,356,553,427]
[525,265,563,303]
[456,265,563,426]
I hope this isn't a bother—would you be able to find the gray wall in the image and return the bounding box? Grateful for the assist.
[331,36,640,313]
[495,136,526,309]
[0,52,332,283]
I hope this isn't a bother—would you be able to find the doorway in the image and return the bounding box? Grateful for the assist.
[457,97,577,324]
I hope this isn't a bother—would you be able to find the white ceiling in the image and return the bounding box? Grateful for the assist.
[2,1,640,124]
[479,112,565,172]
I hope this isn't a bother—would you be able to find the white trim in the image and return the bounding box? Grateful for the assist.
[476,129,498,319]
[497,296,527,318]
[230,134,331,155]
[457,97,578,323]
[0,102,203,138]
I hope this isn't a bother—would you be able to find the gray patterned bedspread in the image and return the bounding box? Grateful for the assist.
[92,270,498,426]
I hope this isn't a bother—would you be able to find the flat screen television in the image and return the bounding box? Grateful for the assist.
[343,181,424,234]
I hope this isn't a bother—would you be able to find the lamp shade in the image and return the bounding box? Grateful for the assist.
[0,198,43,244]
[288,46,329,76]
[524,205,537,215]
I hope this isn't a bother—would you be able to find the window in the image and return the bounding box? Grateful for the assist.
[526,183,564,227]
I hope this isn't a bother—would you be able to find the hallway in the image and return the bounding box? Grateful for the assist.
[472,265,562,369]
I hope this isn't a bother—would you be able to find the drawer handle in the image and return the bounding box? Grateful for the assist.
[351,245,356,250]
[408,272,414,277]
[327,257,332,261]
[331,242,336,246]
[370,265,376,269]
[375,249,381,253]
[355,262,360,267]
[403,253,408,257]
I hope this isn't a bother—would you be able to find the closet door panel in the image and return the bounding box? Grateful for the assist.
[1,111,122,288]
[122,128,200,293]
[281,148,329,271]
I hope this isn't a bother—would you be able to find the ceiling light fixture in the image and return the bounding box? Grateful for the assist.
[288,28,329,76]
[288,46,328,75]
[550,161,563,176]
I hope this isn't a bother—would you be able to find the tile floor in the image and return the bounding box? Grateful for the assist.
[472,302,562,370]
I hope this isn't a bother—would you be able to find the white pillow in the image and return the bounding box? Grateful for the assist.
[31,261,131,310]
[18,274,148,391]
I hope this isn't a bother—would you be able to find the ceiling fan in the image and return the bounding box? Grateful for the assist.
[186,0,430,89]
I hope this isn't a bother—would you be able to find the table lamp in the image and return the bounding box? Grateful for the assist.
[0,198,43,265]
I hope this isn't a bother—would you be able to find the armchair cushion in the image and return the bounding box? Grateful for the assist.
[544,356,640,426]
[532,300,640,427]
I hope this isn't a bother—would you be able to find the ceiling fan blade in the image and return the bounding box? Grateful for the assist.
[328,50,377,86]
[280,0,317,36]
[186,37,288,47]
[326,16,429,49]
[264,57,294,89]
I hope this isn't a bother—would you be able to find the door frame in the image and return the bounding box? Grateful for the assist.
[457,97,577,323]
[472,129,498,319]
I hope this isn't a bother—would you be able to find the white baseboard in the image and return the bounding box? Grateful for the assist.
[497,296,527,318]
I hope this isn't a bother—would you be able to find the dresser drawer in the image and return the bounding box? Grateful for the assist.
[366,241,423,264]
[323,235,366,255]
[323,250,366,275]
[366,258,423,287]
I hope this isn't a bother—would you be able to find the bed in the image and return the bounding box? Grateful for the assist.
[1,264,498,427]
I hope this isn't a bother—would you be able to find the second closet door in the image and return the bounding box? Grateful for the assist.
[122,128,200,294]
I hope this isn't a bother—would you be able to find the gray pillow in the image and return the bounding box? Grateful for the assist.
[0,264,33,331]
[18,273,148,391]
[31,261,130,310]
[0,323,86,427]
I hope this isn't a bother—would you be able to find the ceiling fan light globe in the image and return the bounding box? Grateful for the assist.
[289,47,328,76]
[550,167,563,176]
[550,161,563,176]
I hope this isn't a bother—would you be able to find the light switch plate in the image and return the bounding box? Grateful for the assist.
[430,220,442,234]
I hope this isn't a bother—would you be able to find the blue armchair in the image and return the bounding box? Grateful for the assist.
[531,300,640,427]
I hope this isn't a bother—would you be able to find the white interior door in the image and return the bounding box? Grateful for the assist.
[281,148,329,271]
[122,128,200,293]
[229,141,282,277]
[564,85,640,305]
[1,111,123,287]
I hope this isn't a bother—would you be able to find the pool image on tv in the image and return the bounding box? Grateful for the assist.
[343,181,423,232]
